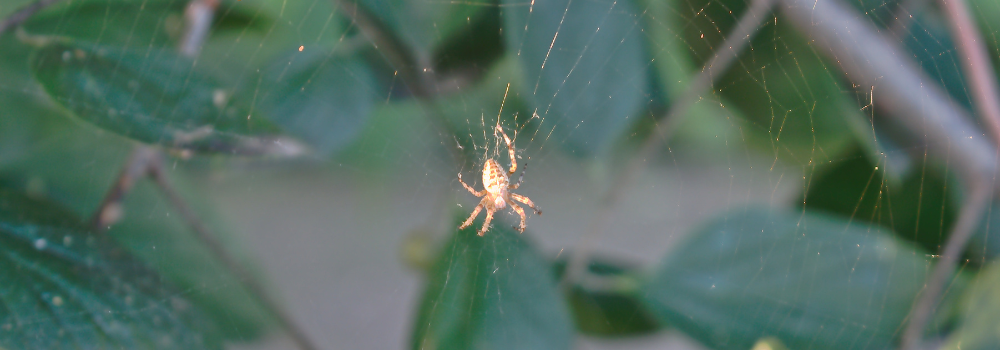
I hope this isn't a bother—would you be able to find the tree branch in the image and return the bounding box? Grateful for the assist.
[0,0,63,35]
[92,147,321,350]
[940,0,1000,146]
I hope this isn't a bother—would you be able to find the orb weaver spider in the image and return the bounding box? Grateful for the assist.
[458,125,541,236]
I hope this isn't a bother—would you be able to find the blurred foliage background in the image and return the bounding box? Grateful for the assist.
[1,0,1000,349]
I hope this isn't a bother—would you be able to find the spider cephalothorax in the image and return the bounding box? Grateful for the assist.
[458,126,541,236]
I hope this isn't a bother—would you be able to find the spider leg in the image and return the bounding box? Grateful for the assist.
[458,173,486,196]
[511,193,541,215]
[459,197,488,230]
[496,125,517,175]
[506,199,527,233]
[479,208,495,236]
[509,163,526,190]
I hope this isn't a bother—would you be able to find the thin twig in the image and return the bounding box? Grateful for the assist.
[940,0,1000,145]
[900,177,992,350]
[92,147,320,350]
[330,0,429,96]
[90,148,159,228]
[179,0,219,57]
[329,0,463,165]
[0,0,63,35]
[561,0,777,287]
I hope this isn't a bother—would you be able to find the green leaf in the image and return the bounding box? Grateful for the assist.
[802,146,958,253]
[681,0,858,163]
[0,124,275,340]
[259,50,379,156]
[552,256,661,337]
[411,214,573,350]
[22,0,184,47]
[0,187,222,349]
[640,208,929,350]
[502,0,653,155]
[941,260,1000,350]
[20,0,265,50]
[30,40,302,156]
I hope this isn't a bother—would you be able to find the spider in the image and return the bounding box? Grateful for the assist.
[458,125,541,236]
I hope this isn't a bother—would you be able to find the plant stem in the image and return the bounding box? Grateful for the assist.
[940,0,1000,146]
[92,147,321,350]
[329,0,463,165]
[179,0,220,57]
[561,0,777,288]
[0,0,63,35]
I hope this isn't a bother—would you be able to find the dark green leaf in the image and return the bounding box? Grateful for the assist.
[640,208,929,350]
[553,256,661,337]
[23,0,184,47]
[802,146,958,253]
[0,123,275,340]
[259,50,379,155]
[941,260,1000,350]
[432,4,504,77]
[411,214,573,350]
[502,0,653,155]
[30,40,302,156]
[0,187,222,349]
[21,0,265,49]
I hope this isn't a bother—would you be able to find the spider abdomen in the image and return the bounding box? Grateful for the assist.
[482,159,509,194]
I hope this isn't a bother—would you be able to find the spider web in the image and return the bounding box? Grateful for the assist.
[1,0,998,348]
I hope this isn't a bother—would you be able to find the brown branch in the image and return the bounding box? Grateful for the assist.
[0,0,63,35]
[561,0,777,288]
[92,147,320,350]
[940,0,1000,146]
